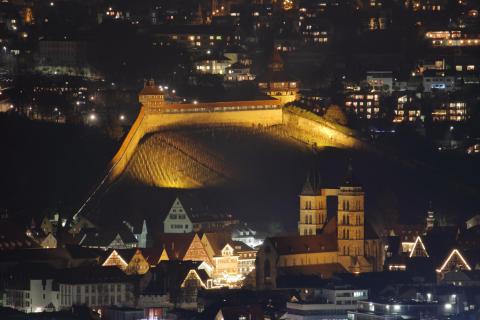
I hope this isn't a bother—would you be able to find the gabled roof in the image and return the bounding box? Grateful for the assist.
[80,224,138,248]
[142,260,210,295]
[202,232,232,255]
[152,233,196,261]
[102,248,141,265]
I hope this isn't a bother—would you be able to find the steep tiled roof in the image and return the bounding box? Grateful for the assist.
[153,233,196,260]
[0,220,39,251]
[202,232,232,255]
[267,216,338,255]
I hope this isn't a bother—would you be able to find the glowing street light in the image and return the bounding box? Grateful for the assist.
[89,114,96,121]
[119,114,125,121]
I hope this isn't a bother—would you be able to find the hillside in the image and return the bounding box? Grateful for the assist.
[90,125,480,234]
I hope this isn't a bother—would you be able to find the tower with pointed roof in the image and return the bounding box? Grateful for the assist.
[337,163,366,271]
[298,172,327,236]
[256,47,299,105]
[139,79,165,109]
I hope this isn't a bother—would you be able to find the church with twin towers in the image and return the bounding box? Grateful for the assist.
[256,165,384,289]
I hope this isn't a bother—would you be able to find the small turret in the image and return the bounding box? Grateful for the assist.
[139,79,165,108]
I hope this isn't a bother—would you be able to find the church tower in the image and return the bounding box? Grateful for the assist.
[337,164,365,263]
[298,173,327,236]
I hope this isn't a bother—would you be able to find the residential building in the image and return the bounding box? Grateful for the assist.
[285,283,369,320]
[138,260,213,313]
[225,62,255,82]
[422,71,456,92]
[201,232,257,287]
[432,101,468,122]
[163,196,239,234]
[153,233,213,269]
[232,225,264,248]
[393,94,422,123]
[58,266,134,310]
[102,249,150,275]
[366,71,394,93]
[194,53,231,75]
[4,264,59,313]
[345,93,381,120]
[79,225,138,250]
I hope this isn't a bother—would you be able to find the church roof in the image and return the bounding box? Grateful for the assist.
[268,215,337,255]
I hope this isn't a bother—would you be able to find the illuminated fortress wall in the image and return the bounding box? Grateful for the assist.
[107,106,364,184]
[108,107,284,183]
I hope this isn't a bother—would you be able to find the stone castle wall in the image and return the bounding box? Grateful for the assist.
[107,106,365,183]
[107,107,283,182]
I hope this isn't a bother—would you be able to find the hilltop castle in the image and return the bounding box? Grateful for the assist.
[256,167,384,289]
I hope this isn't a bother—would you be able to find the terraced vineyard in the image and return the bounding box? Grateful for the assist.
[122,125,312,189]
[93,124,479,233]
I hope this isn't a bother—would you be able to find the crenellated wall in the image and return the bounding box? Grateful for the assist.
[106,106,365,183]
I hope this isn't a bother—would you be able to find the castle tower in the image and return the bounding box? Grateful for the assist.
[139,79,165,109]
[337,164,365,262]
[256,47,299,105]
[298,172,327,236]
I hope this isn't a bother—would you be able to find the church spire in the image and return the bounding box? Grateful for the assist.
[301,170,321,196]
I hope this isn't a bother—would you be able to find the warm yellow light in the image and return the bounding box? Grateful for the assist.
[409,236,429,258]
[436,249,471,273]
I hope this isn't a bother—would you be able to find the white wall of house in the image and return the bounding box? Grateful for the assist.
[59,283,129,309]
[163,198,193,233]
[5,279,59,313]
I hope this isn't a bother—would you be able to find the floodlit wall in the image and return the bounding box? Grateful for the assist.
[107,107,283,183]
[107,106,365,183]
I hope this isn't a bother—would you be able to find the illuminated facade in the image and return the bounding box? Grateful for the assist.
[102,249,150,275]
[432,101,468,121]
[425,30,480,47]
[345,93,381,120]
[436,249,472,275]
[201,233,257,287]
[393,94,422,123]
[194,54,232,75]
